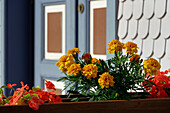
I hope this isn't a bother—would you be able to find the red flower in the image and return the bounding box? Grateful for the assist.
[82,53,91,63]
[20,81,29,90]
[7,83,17,88]
[49,95,62,103]
[28,90,34,95]
[45,80,56,90]
[55,95,62,103]
[28,96,43,110]
[28,101,39,110]
[144,70,170,98]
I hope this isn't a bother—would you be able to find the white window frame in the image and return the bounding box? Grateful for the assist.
[90,0,107,60]
[44,4,66,60]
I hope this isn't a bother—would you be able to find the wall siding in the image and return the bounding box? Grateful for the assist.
[117,0,170,71]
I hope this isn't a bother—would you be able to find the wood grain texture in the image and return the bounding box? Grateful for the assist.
[0,98,169,113]
[47,12,62,53]
[93,8,106,55]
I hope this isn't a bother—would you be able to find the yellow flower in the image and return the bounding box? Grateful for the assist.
[123,41,138,55]
[143,58,161,75]
[107,40,124,54]
[92,58,100,64]
[98,72,115,89]
[66,48,81,55]
[130,54,140,64]
[56,55,75,72]
[82,64,98,79]
[67,64,81,76]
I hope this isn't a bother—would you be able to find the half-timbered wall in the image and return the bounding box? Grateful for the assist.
[118,0,170,71]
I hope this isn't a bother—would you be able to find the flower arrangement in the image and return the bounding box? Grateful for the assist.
[56,40,170,101]
[0,80,62,110]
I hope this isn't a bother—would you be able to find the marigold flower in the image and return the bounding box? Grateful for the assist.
[67,64,81,76]
[66,48,81,55]
[98,72,115,89]
[130,54,140,64]
[82,64,98,79]
[82,53,91,63]
[107,40,124,54]
[123,41,138,55]
[92,58,100,64]
[56,55,75,72]
[143,58,161,75]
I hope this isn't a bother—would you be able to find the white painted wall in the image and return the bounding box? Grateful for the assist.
[117,0,170,71]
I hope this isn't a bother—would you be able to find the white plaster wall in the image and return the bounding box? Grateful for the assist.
[117,0,170,71]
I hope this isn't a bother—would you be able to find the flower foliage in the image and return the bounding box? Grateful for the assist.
[56,40,169,101]
[0,81,62,110]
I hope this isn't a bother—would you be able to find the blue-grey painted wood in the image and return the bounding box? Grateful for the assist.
[78,0,117,59]
[78,0,90,56]
[34,0,76,88]
[0,0,5,86]
[106,0,117,59]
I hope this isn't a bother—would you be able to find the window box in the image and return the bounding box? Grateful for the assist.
[0,97,169,113]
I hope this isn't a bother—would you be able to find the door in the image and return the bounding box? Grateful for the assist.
[34,0,117,93]
[34,0,76,93]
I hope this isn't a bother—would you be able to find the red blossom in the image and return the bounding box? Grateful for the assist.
[20,81,29,90]
[45,80,56,90]
[144,70,170,98]
[28,96,43,110]
[7,83,17,88]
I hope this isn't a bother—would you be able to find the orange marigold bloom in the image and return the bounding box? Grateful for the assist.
[123,41,138,55]
[56,55,75,72]
[92,58,100,64]
[67,64,81,76]
[66,48,81,55]
[168,69,170,72]
[98,72,115,89]
[82,53,91,63]
[107,40,124,54]
[82,64,98,79]
[130,54,140,64]
[143,58,161,75]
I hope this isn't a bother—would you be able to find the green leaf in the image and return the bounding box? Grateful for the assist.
[1,85,9,89]
[71,97,79,102]
[89,96,94,101]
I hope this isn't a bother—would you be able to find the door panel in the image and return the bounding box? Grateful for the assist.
[34,0,117,91]
[34,0,76,91]
[78,0,117,59]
